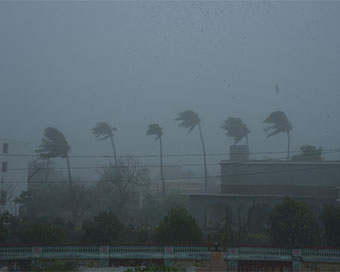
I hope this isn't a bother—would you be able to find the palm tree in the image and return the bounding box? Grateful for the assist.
[92,122,118,168]
[146,123,165,195]
[36,127,73,191]
[221,117,250,146]
[175,110,208,188]
[263,111,292,160]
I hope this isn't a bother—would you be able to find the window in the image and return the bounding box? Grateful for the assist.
[2,162,7,173]
[2,143,8,154]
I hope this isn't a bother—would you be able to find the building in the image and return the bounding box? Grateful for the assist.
[0,137,31,214]
[187,148,340,233]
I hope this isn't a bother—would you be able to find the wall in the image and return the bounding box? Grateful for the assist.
[0,137,31,214]
[221,161,340,187]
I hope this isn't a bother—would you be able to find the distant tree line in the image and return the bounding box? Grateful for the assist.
[1,197,340,247]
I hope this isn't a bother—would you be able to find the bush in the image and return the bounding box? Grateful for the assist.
[155,208,202,243]
[82,211,124,243]
[268,198,321,246]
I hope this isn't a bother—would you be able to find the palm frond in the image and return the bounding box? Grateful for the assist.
[92,122,116,141]
[175,110,200,133]
[221,117,250,144]
[146,124,163,140]
[263,111,292,138]
[36,127,70,158]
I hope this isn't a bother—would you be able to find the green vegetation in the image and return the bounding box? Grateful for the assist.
[82,211,124,243]
[320,205,340,246]
[0,211,9,243]
[155,208,202,243]
[268,198,321,246]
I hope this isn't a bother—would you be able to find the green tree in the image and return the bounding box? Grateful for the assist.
[92,122,119,168]
[146,123,166,195]
[268,198,321,246]
[263,111,292,160]
[155,208,202,243]
[0,211,9,243]
[36,127,73,191]
[320,205,340,246]
[16,219,65,243]
[175,110,208,188]
[291,145,323,161]
[221,117,250,146]
[82,211,124,243]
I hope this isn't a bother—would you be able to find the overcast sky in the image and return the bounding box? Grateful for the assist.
[1,1,340,177]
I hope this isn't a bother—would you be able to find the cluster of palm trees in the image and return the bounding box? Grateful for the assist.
[35,110,292,195]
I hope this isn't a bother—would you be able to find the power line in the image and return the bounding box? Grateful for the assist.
[0,148,339,158]
[4,151,340,172]
[2,164,340,184]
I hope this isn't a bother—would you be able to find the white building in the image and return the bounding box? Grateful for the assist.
[0,137,31,214]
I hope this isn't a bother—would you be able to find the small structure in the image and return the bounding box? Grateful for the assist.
[0,137,31,214]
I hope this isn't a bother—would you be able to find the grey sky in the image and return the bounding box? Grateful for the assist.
[1,1,340,177]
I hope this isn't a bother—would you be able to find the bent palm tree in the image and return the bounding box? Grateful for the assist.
[147,123,165,195]
[221,117,250,146]
[36,127,73,191]
[92,122,118,168]
[175,110,208,188]
[263,111,292,160]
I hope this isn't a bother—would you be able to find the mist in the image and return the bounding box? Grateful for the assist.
[1,1,340,179]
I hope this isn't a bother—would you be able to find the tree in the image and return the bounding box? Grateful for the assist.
[0,211,9,243]
[97,157,150,213]
[221,117,250,146]
[92,122,119,168]
[263,111,292,160]
[320,205,340,246]
[146,123,166,195]
[36,127,73,191]
[175,110,208,188]
[268,198,321,246]
[155,208,202,243]
[82,211,124,243]
[291,145,323,161]
[16,218,65,243]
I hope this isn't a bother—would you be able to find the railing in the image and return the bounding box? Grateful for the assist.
[237,247,291,261]
[1,245,340,263]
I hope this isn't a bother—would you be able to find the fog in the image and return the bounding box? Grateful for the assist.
[1,1,340,178]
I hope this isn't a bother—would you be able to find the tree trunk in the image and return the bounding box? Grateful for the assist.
[110,136,119,169]
[287,131,291,160]
[198,123,208,188]
[45,157,50,183]
[159,136,166,195]
[65,155,73,192]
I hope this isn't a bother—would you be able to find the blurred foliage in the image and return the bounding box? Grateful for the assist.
[221,117,249,145]
[81,211,124,243]
[268,198,321,246]
[291,145,323,161]
[320,205,340,246]
[0,211,10,243]
[155,208,202,244]
[15,218,66,243]
[31,260,78,272]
